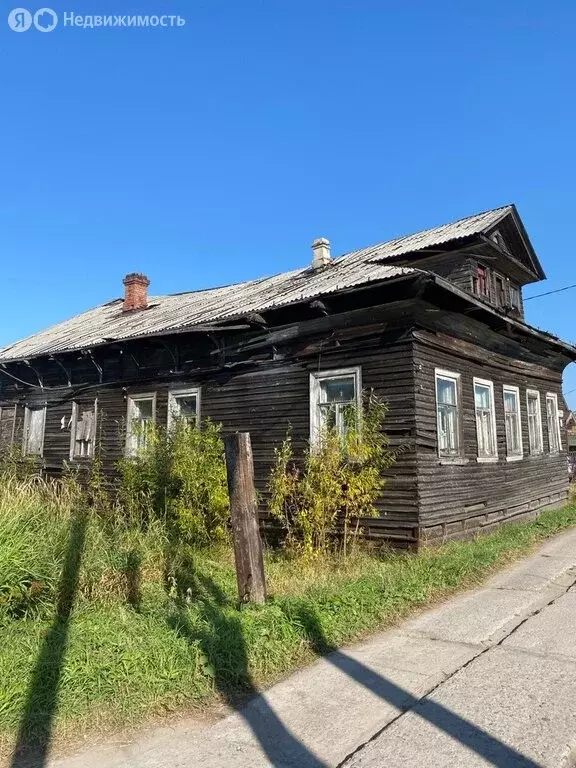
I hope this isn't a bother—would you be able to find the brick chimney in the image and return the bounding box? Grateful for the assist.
[122,273,150,312]
[311,238,331,270]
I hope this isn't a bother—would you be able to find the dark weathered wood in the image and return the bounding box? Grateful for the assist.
[0,231,572,549]
[224,432,267,604]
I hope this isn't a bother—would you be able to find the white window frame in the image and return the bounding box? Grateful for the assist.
[434,368,462,459]
[309,367,361,448]
[69,400,98,460]
[473,377,498,462]
[526,389,544,455]
[126,393,157,456]
[23,405,46,457]
[503,385,523,461]
[545,392,562,455]
[167,387,201,430]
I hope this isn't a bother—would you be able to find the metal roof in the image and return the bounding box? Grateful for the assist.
[0,204,537,363]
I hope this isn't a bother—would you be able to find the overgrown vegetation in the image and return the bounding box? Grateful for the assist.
[118,419,229,546]
[1,463,576,757]
[1,417,576,758]
[268,393,396,555]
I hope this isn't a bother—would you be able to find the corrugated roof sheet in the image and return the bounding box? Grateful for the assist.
[0,204,517,363]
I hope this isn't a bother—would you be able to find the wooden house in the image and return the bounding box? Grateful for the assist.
[0,204,574,547]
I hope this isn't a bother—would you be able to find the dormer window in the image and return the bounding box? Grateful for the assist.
[473,266,488,297]
[495,276,505,306]
[509,284,521,309]
[491,229,507,250]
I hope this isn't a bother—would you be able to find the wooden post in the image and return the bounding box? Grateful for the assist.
[224,432,267,604]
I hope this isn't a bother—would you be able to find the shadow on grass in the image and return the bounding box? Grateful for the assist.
[291,603,541,768]
[167,570,328,768]
[124,547,142,612]
[167,557,542,767]
[10,510,88,768]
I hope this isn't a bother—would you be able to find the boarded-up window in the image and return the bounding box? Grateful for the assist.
[70,401,97,459]
[474,379,497,460]
[546,393,561,454]
[503,386,522,459]
[0,406,16,448]
[23,406,46,456]
[527,390,544,455]
[435,370,461,457]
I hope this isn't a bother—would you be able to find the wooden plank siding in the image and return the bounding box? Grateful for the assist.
[0,295,570,549]
[413,329,568,543]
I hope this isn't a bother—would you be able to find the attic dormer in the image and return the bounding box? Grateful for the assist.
[366,205,544,322]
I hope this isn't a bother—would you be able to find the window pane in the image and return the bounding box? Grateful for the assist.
[547,397,559,453]
[527,394,538,415]
[474,385,491,409]
[438,404,458,453]
[504,390,517,413]
[320,377,355,403]
[134,399,153,419]
[174,395,197,420]
[437,378,456,406]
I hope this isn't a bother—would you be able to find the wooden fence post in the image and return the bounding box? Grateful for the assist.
[224,432,267,604]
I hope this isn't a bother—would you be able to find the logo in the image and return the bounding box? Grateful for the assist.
[7,7,58,31]
[34,7,57,31]
[7,8,32,31]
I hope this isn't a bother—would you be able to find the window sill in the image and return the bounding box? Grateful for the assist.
[505,455,523,462]
[476,456,498,463]
[439,457,469,466]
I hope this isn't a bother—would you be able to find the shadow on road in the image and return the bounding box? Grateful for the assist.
[292,603,541,768]
[168,571,328,768]
[10,510,88,768]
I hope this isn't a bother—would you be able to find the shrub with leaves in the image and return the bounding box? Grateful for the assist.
[268,392,395,555]
[118,419,229,547]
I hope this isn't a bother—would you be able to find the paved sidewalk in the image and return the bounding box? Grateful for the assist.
[50,528,576,768]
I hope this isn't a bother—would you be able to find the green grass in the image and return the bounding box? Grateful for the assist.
[1,478,576,758]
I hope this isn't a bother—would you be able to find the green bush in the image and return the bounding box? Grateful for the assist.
[118,419,229,547]
[268,392,396,555]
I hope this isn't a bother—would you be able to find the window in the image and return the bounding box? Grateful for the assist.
[0,405,16,448]
[546,393,561,454]
[503,386,522,459]
[491,230,507,250]
[473,265,488,296]
[509,284,521,309]
[310,368,361,445]
[474,379,497,460]
[435,370,461,457]
[70,401,97,459]
[495,276,505,307]
[23,406,46,456]
[168,388,200,429]
[526,390,543,455]
[126,394,156,455]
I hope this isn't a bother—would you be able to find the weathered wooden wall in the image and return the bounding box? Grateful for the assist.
[0,290,570,549]
[413,328,568,543]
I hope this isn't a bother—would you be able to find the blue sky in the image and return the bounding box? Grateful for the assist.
[1,1,575,402]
